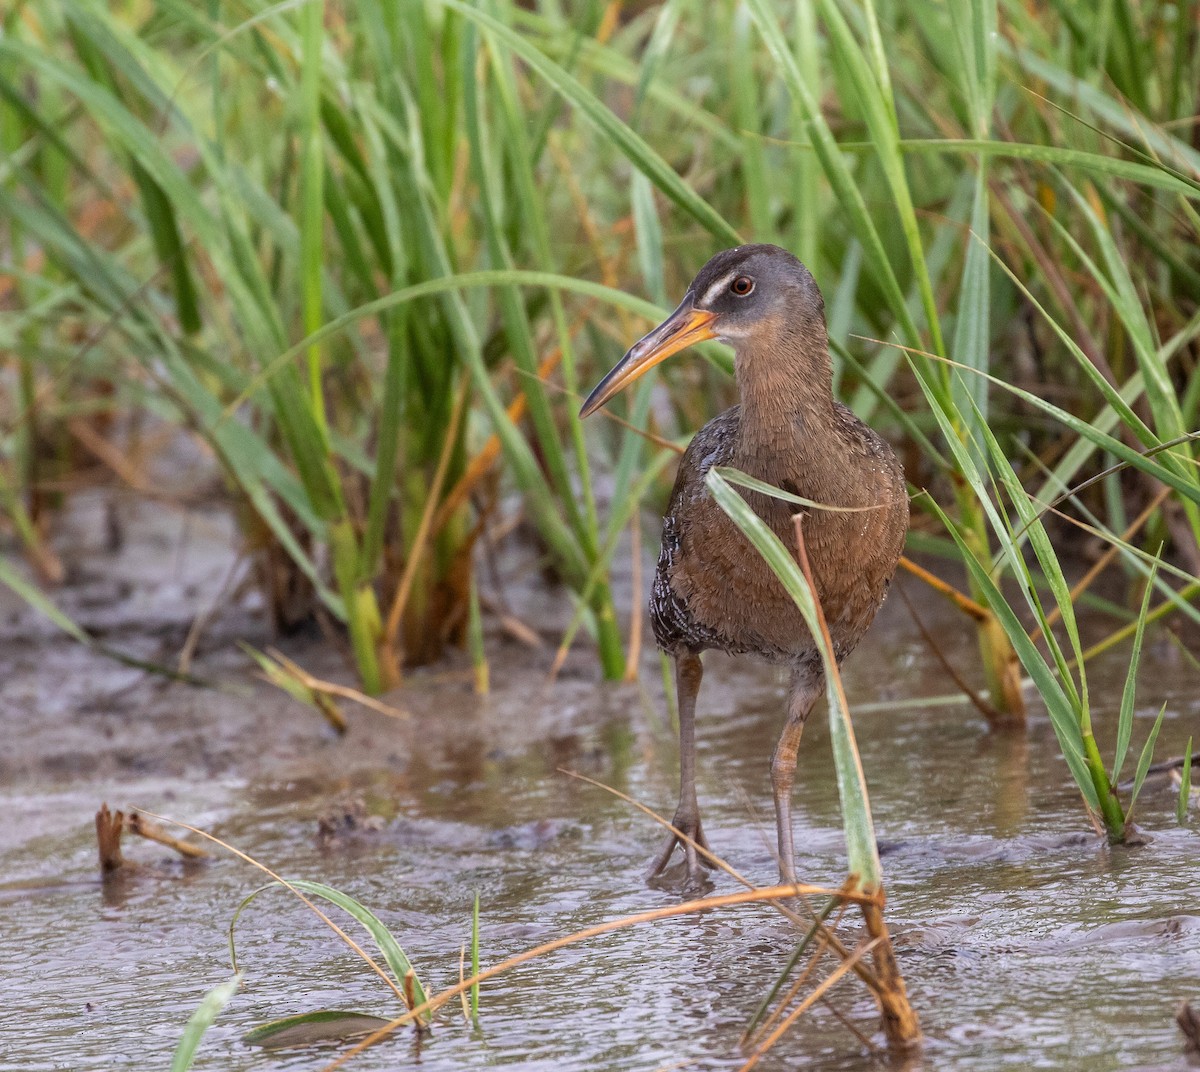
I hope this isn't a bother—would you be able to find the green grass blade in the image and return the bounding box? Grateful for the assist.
[817,0,944,358]
[229,880,428,1011]
[970,399,1085,701]
[298,0,328,433]
[170,976,240,1072]
[743,0,922,353]
[1179,740,1193,824]
[221,269,688,415]
[731,4,771,240]
[1127,704,1167,820]
[924,496,1097,811]
[998,40,1200,178]
[890,138,1200,196]
[951,172,991,442]
[470,889,481,1023]
[706,469,880,892]
[0,554,95,648]
[439,0,740,245]
[921,344,1200,510]
[1113,555,1160,782]
[243,1010,393,1049]
[631,172,667,306]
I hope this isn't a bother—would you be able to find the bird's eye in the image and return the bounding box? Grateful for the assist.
[730,276,755,296]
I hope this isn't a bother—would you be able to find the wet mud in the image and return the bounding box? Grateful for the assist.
[3,490,1200,1071]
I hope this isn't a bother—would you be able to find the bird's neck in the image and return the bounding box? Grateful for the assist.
[731,326,837,479]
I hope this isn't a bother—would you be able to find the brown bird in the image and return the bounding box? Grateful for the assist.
[580,245,908,888]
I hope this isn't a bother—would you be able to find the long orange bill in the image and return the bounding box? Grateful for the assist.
[579,303,719,418]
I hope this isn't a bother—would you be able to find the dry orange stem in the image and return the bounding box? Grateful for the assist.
[897,555,989,621]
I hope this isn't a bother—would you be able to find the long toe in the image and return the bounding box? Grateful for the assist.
[646,831,681,879]
[646,809,715,888]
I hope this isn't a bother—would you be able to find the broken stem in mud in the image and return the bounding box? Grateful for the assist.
[95,803,211,874]
[738,936,883,1072]
[861,897,920,1046]
[96,803,124,873]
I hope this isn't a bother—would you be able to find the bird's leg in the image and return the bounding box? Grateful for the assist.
[648,651,712,887]
[771,668,822,884]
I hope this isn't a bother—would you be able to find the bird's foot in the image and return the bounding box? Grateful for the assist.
[646,809,714,893]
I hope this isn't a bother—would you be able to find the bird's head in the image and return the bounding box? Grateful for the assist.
[579,244,822,418]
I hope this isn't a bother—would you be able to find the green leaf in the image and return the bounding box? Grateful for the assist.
[706,469,881,892]
[1179,739,1193,825]
[1113,557,1160,782]
[1127,704,1167,821]
[950,172,991,443]
[892,138,1200,197]
[243,1009,392,1049]
[229,880,427,1013]
[170,976,240,1072]
[0,554,93,647]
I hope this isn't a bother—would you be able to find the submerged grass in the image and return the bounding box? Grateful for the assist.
[170,975,241,1072]
[146,801,907,1066]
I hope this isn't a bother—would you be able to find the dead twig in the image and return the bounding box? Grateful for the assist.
[95,803,211,873]
[737,938,883,1072]
[896,582,1006,727]
[896,556,989,622]
[128,811,210,859]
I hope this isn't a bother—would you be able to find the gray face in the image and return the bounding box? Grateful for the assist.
[579,244,827,418]
[684,244,823,342]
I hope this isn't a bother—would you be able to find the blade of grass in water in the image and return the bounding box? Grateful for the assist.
[229,879,428,1016]
[470,890,481,1024]
[1180,741,1194,824]
[1127,705,1168,823]
[170,976,240,1072]
[706,468,880,893]
[1114,558,1161,783]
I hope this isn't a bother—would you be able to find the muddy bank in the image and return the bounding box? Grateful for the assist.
[3,489,1199,1071]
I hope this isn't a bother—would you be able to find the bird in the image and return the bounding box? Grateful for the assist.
[579,244,908,889]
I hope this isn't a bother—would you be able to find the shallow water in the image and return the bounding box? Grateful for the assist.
[3,493,1199,1071]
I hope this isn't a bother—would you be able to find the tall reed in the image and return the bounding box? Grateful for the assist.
[4,0,1200,711]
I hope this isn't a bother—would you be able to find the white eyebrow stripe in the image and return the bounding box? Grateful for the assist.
[698,269,740,308]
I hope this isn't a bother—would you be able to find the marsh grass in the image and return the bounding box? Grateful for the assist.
[149,788,920,1066]
[1180,741,1194,824]
[4,0,1200,736]
[922,421,1168,841]
[170,975,240,1072]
